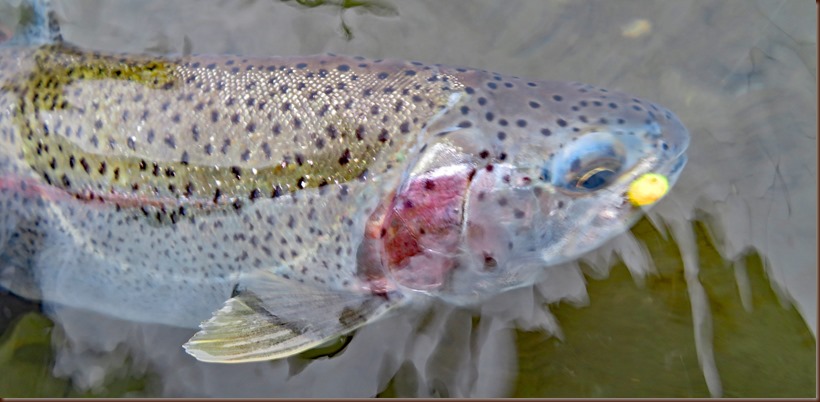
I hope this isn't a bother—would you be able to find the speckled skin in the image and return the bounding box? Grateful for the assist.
[0,44,689,328]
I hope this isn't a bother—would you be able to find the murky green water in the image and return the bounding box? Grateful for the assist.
[0,0,816,397]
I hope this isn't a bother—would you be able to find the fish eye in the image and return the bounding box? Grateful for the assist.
[549,132,626,192]
[571,163,619,191]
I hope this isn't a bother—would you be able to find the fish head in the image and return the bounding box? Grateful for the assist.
[370,73,689,303]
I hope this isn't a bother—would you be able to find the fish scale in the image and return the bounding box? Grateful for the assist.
[0,42,468,330]
[0,4,689,362]
[4,45,462,215]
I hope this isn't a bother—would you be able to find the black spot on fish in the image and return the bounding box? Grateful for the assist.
[326,125,339,139]
[338,149,351,165]
[272,185,284,198]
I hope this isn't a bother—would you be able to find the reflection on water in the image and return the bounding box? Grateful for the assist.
[0,0,815,397]
[279,0,399,40]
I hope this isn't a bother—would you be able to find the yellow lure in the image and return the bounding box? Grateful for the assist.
[627,173,670,206]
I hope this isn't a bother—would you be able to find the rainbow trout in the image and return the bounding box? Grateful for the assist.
[0,3,688,362]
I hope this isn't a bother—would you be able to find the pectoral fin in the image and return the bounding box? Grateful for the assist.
[183,271,405,363]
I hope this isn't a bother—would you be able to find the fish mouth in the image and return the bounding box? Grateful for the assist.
[615,146,688,195]
[556,152,687,263]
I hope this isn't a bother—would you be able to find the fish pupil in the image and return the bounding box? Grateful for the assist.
[576,167,615,190]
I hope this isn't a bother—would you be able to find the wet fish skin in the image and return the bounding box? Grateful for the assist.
[0,43,465,326]
[0,43,689,361]
[365,67,689,304]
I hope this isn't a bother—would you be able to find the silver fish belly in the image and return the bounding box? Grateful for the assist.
[0,43,689,362]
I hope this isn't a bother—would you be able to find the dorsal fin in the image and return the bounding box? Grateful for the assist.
[5,0,63,46]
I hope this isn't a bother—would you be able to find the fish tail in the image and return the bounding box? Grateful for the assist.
[4,0,62,46]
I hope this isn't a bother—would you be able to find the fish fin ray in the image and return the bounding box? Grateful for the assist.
[184,270,405,363]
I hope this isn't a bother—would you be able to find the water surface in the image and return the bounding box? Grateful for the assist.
[0,0,815,397]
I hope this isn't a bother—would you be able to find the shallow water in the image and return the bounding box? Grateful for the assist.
[0,0,816,397]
